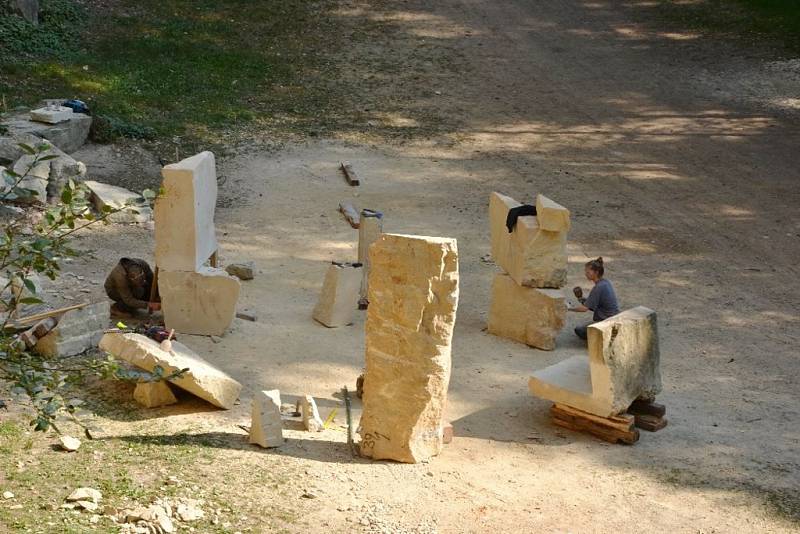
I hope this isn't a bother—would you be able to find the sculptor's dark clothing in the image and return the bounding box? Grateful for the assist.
[574,278,620,340]
[584,278,619,322]
[505,204,537,232]
[104,258,154,311]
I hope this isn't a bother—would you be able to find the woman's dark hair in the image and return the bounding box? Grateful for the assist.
[585,257,604,277]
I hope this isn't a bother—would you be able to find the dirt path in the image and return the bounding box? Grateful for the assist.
[34,1,800,532]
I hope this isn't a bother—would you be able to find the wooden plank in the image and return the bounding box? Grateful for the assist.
[633,414,668,432]
[551,404,639,445]
[339,202,361,229]
[10,302,89,328]
[19,316,59,348]
[340,161,361,186]
[628,399,666,417]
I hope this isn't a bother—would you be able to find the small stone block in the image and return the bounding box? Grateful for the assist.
[300,395,325,432]
[30,106,74,124]
[250,389,283,448]
[312,262,362,327]
[133,381,178,408]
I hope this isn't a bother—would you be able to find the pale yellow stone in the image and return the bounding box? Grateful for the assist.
[529,306,661,417]
[489,192,567,288]
[359,234,459,463]
[300,395,324,432]
[154,151,219,272]
[535,194,571,232]
[358,210,383,300]
[159,267,241,336]
[312,262,362,327]
[249,390,283,448]
[133,381,178,408]
[487,273,565,350]
[99,332,242,409]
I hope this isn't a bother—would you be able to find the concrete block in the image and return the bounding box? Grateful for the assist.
[84,180,152,224]
[359,234,459,463]
[312,262,362,327]
[529,307,661,417]
[35,301,110,357]
[250,389,283,448]
[30,106,73,125]
[300,395,324,432]
[154,151,219,272]
[99,332,242,409]
[489,192,567,288]
[159,267,240,336]
[487,272,565,350]
[133,381,178,408]
[1,113,91,154]
[535,194,571,232]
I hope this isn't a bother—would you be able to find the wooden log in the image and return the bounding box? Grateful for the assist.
[19,316,59,348]
[628,399,666,418]
[551,404,639,445]
[633,414,668,432]
[340,161,361,186]
[339,202,361,229]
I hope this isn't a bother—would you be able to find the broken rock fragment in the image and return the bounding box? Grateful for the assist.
[300,395,325,432]
[59,435,82,452]
[249,389,283,448]
[225,261,255,280]
[99,332,242,409]
[312,262,362,327]
[133,381,178,408]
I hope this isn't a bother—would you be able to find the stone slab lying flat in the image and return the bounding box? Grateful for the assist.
[159,267,241,336]
[487,272,565,350]
[30,106,74,125]
[84,180,152,224]
[359,233,459,463]
[250,390,283,448]
[155,151,219,272]
[35,301,110,358]
[489,192,567,288]
[312,262,362,327]
[529,306,661,417]
[99,332,242,409]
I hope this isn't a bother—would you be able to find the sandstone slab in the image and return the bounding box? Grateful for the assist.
[35,300,110,357]
[535,194,571,232]
[133,381,178,408]
[99,332,242,409]
[159,267,240,336]
[358,209,383,300]
[84,180,152,224]
[250,389,283,448]
[312,262,362,327]
[489,192,567,288]
[30,106,73,124]
[529,306,661,417]
[300,395,324,432]
[487,273,565,350]
[359,233,459,463]
[155,151,219,272]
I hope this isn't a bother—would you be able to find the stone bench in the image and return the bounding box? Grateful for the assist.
[529,306,662,417]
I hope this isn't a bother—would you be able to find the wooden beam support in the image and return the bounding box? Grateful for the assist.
[339,202,361,229]
[340,161,361,186]
[551,403,639,445]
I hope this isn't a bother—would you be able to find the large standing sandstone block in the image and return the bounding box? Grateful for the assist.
[99,332,242,409]
[487,273,565,350]
[250,390,283,448]
[529,306,661,417]
[159,267,241,336]
[312,262,362,327]
[359,234,459,463]
[35,301,110,357]
[489,192,567,288]
[154,152,219,272]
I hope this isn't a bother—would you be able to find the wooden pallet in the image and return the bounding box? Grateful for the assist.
[627,400,668,432]
[551,404,639,444]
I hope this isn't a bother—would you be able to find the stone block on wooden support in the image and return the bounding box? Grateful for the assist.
[359,233,459,463]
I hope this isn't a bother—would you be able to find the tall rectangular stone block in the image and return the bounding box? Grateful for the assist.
[250,390,283,448]
[99,332,242,409]
[489,192,567,288]
[159,267,240,336]
[154,151,219,272]
[359,233,459,463]
[312,262,362,327]
[535,194,571,232]
[529,307,661,417]
[35,301,110,357]
[487,273,565,351]
[358,210,383,300]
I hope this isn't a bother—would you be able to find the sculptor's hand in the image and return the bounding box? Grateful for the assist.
[572,286,583,299]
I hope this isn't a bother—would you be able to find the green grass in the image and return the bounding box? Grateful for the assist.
[0,0,338,144]
[657,0,800,51]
